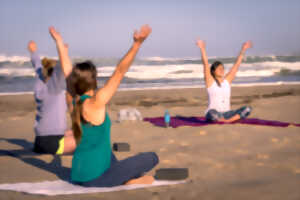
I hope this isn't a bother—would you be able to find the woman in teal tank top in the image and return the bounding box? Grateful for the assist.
[51,25,158,187]
[71,95,112,182]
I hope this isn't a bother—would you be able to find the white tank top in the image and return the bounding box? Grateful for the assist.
[205,79,231,114]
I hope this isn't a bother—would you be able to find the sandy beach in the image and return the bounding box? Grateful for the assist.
[0,84,300,200]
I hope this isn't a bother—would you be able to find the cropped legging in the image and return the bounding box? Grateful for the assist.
[206,106,252,122]
[74,152,159,187]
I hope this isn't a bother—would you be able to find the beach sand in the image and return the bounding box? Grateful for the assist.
[0,84,300,200]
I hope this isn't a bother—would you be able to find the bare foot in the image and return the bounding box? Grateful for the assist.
[218,117,229,123]
[219,117,239,123]
[125,175,154,185]
[219,114,241,123]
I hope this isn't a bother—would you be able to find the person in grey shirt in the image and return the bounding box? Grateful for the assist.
[28,38,76,154]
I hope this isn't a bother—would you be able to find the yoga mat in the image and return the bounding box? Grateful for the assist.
[0,180,186,196]
[144,116,300,128]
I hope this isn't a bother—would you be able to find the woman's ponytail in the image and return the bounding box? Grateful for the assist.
[69,61,98,145]
[72,96,83,145]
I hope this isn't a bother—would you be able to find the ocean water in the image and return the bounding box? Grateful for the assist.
[0,54,300,94]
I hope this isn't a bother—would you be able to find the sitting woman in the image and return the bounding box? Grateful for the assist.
[27,41,76,154]
[49,25,159,187]
[196,39,253,123]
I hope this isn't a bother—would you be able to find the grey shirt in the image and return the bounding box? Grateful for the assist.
[31,52,67,136]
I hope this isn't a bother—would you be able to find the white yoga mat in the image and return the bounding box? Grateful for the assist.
[0,180,186,196]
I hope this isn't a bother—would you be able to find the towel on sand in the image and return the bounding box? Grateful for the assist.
[0,180,186,196]
[144,116,300,128]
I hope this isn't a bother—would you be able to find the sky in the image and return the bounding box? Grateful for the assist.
[1,0,300,58]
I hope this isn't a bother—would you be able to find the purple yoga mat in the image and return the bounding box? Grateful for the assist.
[143,116,300,128]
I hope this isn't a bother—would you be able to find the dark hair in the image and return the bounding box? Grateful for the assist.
[210,61,223,87]
[69,61,98,144]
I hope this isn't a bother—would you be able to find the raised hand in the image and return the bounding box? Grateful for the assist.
[242,40,253,51]
[28,40,37,53]
[49,26,63,43]
[225,41,252,83]
[49,26,72,77]
[196,39,206,49]
[133,25,152,44]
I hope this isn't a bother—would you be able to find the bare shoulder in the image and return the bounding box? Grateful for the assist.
[206,79,215,89]
[82,98,106,126]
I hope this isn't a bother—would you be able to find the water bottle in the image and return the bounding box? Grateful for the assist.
[164,110,171,128]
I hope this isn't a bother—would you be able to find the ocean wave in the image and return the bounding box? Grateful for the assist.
[0,68,35,77]
[1,61,300,79]
[275,69,300,76]
[0,54,59,64]
[0,54,30,63]
[1,54,300,64]
[0,54,300,81]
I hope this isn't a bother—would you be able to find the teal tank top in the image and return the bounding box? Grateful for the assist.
[71,95,112,182]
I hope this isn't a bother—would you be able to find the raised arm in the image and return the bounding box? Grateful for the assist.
[27,41,46,82]
[49,26,73,78]
[90,25,152,108]
[225,41,252,83]
[196,39,214,88]
[28,41,41,70]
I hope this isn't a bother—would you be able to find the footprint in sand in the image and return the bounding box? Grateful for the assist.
[180,142,189,147]
[168,139,175,144]
[234,149,248,155]
[198,131,207,136]
[214,163,225,169]
[200,158,224,169]
[162,159,172,164]
[256,162,265,166]
[271,165,278,169]
[282,137,290,144]
[257,154,270,160]
[10,116,21,121]
[200,157,214,164]
[230,132,241,140]
[271,138,279,143]
[231,132,240,136]
[132,130,139,135]
[216,135,225,142]
[271,137,290,146]
[176,152,188,157]
[294,169,300,174]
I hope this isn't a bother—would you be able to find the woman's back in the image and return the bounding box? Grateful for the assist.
[71,95,112,182]
[31,52,67,137]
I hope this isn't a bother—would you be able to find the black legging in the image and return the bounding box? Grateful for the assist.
[75,152,159,187]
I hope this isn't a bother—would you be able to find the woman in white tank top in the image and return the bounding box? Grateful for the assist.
[196,39,253,123]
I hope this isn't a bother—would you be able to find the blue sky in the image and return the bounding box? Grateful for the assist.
[1,0,300,58]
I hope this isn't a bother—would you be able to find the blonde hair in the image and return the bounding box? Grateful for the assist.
[41,58,57,79]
